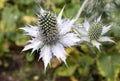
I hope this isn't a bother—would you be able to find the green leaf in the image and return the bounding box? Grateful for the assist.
[113,25,120,38]
[0,30,9,57]
[78,55,94,76]
[14,0,34,5]
[65,4,80,18]
[97,53,120,81]
[51,0,65,4]
[111,11,120,38]
[56,64,77,77]
[2,6,20,29]
[0,0,6,9]
[25,53,35,62]
[15,32,30,46]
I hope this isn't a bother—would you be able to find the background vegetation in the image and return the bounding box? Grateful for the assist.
[0,0,120,81]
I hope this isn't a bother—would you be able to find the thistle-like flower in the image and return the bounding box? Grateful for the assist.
[75,16,115,50]
[20,7,80,70]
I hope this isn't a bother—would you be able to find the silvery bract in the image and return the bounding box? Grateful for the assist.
[75,16,115,50]
[20,7,80,70]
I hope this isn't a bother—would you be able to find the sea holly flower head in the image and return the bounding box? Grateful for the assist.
[20,7,80,70]
[76,16,115,50]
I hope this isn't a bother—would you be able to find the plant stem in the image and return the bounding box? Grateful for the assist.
[75,0,89,21]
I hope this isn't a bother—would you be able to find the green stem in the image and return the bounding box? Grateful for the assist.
[86,42,97,57]
[75,0,89,21]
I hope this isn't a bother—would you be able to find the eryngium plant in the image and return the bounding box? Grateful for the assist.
[75,16,115,50]
[20,7,80,70]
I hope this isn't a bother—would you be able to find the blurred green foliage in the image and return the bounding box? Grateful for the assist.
[0,0,120,81]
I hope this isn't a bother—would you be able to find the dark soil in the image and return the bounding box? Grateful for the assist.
[0,46,71,81]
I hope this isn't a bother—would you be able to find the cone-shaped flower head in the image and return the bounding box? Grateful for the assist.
[38,11,59,45]
[20,7,80,70]
[88,22,103,40]
[75,16,115,50]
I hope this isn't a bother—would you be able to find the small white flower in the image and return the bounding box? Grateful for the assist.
[75,16,115,51]
[20,7,80,70]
